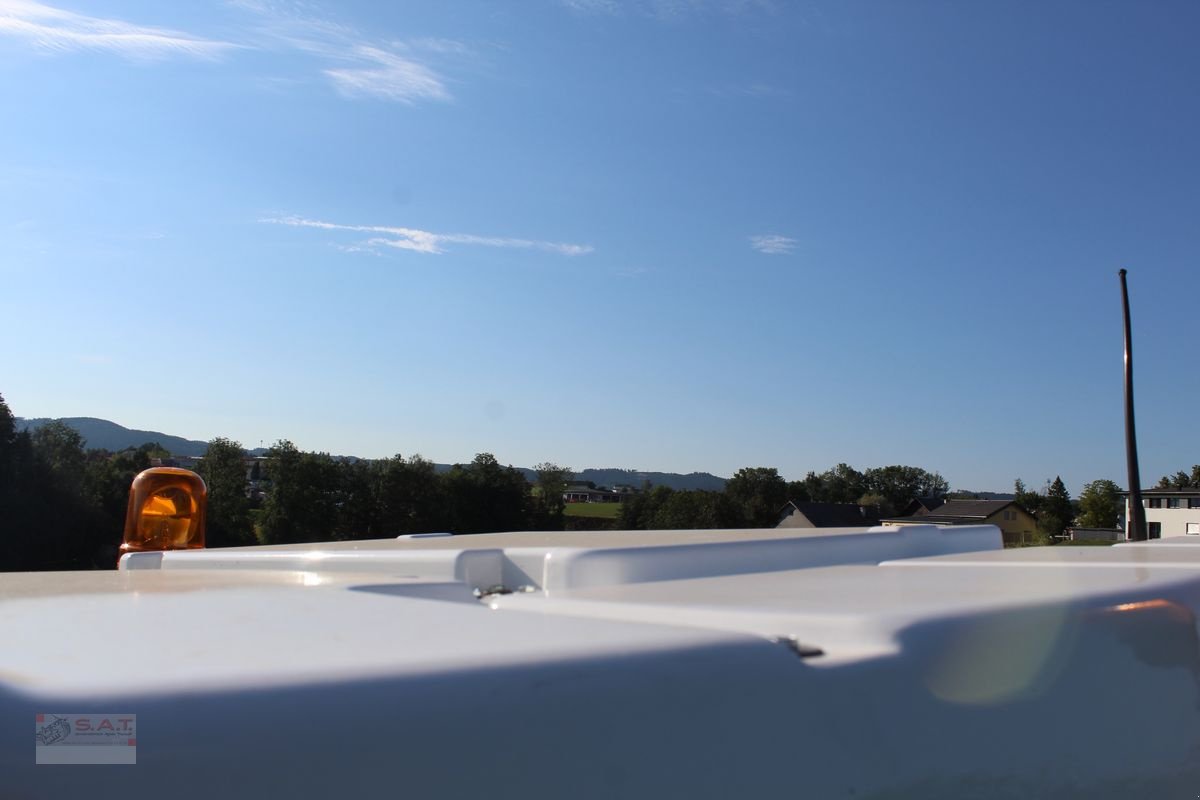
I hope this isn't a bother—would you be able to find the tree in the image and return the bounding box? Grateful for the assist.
[805,463,867,504]
[197,437,255,547]
[82,445,154,564]
[1077,479,1122,529]
[1014,478,1043,515]
[259,441,341,544]
[0,392,19,489]
[0,394,44,569]
[333,460,381,541]
[856,493,895,518]
[784,480,811,504]
[619,485,674,530]
[0,412,113,569]
[377,454,445,535]
[532,462,573,530]
[863,465,948,513]
[725,467,789,527]
[650,490,741,530]
[31,421,87,495]
[1037,476,1073,541]
[442,453,531,534]
[1156,466,1200,489]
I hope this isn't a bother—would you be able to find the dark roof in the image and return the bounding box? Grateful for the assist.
[928,499,1013,517]
[900,497,946,516]
[1120,488,1200,496]
[781,501,880,527]
[882,499,1027,525]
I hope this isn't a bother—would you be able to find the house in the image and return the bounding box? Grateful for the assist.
[563,485,623,504]
[882,499,1038,546]
[1122,488,1200,539]
[776,501,881,529]
[897,496,946,517]
[150,455,202,470]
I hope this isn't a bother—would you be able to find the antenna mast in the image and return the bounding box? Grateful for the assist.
[1120,269,1147,541]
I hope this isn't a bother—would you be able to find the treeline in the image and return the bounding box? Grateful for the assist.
[1156,466,1200,490]
[250,443,568,545]
[1012,476,1130,541]
[245,451,949,543]
[0,398,159,570]
[0,387,582,568]
[1012,476,1078,541]
[2,393,959,570]
[13,387,1194,569]
[617,464,949,530]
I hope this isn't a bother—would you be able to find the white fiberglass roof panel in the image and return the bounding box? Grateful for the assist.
[0,573,749,698]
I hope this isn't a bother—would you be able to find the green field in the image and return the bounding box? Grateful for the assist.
[564,502,623,519]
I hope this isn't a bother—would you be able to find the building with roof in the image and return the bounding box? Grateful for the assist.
[897,497,946,517]
[776,501,881,529]
[1123,488,1200,539]
[563,485,623,504]
[882,499,1037,546]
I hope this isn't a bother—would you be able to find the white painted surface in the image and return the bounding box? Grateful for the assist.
[6,526,1200,797]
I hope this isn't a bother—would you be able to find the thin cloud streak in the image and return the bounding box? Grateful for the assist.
[563,0,622,14]
[233,2,454,103]
[324,45,449,103]
[0,1,456,103]
[0,0,237,60]
[564,0,777,19]
[265,216,593,257]
[750,234,796,255]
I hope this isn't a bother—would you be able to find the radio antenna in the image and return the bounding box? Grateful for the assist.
[1120,269,1147,541]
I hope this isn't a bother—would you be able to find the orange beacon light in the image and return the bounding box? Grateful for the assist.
[121,468,207,555]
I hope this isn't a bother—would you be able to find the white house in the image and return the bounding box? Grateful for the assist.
[1123,488,1200,538]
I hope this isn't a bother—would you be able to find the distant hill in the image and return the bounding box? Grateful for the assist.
[946,491,1015,501]
[572,468,727,492]
[15,417,212,457]
[427,464,725,490]
[13,417,729,491]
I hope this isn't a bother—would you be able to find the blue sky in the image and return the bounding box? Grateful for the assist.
[1,0,1197,494]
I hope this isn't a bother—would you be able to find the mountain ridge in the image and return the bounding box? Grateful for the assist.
[14,416,729,491]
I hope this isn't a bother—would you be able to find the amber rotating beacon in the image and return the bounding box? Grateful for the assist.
[120,467,207,557]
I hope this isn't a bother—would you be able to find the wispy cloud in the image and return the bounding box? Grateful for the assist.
[0,0,237,60]
[324,45,449,103]
[563,0,777,19]
[0,1,460,103]
[750,234,796,255]
[264,215,593,257]
[233,1,456,103]
[563,0,622,14]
